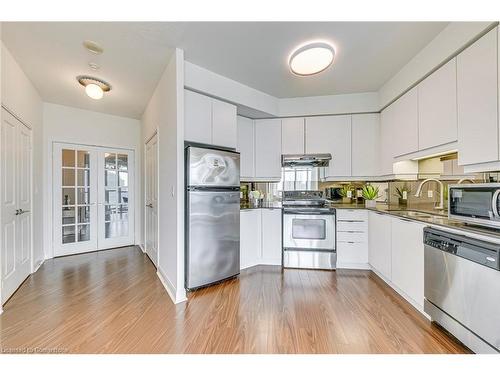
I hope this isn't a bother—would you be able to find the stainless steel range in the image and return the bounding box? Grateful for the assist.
[282,191,336,270]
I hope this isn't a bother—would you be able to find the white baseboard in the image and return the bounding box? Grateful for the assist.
[0,306,3,315]
[370,267,430,320]
[33,259,45,273]
[156,267,187,304]
[138,244,145,253]
[337,262,371,270]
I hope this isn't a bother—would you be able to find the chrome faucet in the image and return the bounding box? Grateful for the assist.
[457,178,475,184]
[414,178,444,210]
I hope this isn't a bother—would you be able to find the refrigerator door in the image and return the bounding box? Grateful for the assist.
[187,146,240,188]
[186,190,240,289]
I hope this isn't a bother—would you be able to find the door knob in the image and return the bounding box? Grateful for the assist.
[146,203,153,208]
[15,209,21,215]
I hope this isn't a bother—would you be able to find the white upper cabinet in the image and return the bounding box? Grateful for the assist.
[212,98,237,149]
[254,119,282,179]
[184,90,237,149]
[391,217,425,308]
[281,117,305,154]
[237,116,255,179]
[457,28,498,166]
[184,90,212,145]
[379,107,395,176]
[391,87,419,157]
[352,114,380,176]
[418,58,458,151]
[305,115,352,177]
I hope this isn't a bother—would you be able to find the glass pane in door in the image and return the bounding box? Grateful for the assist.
[60,148,92,245]
[104,153,129,239]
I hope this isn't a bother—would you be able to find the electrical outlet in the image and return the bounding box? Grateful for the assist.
[427,190,433,198]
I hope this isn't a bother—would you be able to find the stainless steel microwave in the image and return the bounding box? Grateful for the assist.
[449,183,500,228]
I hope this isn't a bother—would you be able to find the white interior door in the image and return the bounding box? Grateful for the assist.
[1,108,32,304]
[53,144,135,256]
[145,134,158,266]
[53,144,98,256]
[97,149,135,250]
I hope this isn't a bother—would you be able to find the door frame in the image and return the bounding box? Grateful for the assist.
[144,130,159,267]
[0,105,34,309]
[51,141,136,258]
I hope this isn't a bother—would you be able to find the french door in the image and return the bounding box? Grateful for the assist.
[53,143,134,257]
[144,134,158,266]
[1,108,32,305]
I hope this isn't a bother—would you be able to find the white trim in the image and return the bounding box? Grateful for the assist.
[337,262,370,270]
[32,259,44,273]
[138,244,145,253]
[156,266,187,304]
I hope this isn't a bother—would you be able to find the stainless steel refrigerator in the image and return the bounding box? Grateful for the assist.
[185,145,240,290]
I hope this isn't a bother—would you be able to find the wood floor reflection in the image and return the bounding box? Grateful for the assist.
[0,246,469,353]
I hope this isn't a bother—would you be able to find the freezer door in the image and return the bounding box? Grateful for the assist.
[187,146,240,187]
[186,190,240,289]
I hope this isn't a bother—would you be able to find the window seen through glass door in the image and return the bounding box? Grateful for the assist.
[104,153,129,238]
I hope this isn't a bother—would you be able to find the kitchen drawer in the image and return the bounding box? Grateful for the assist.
[337,231,367,243]
[336,220,367,232]
[336,209,368,221]
[337,241,369,265]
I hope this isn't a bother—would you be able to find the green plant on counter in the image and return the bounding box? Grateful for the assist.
[362,184,380,201]
[394,183,412,199]
[339,184,353,198]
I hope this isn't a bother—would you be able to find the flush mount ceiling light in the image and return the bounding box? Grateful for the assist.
[288,42,335,76]
[83,40,104,55]
[76,75,112,100]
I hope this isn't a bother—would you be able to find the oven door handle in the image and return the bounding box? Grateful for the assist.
[284,210,334,215]
[492,190,500,219]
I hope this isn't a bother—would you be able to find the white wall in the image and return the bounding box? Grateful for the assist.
[379,22,496,108]
[42,103,142,259]
[1,42,44,271]
[141,48,186,304]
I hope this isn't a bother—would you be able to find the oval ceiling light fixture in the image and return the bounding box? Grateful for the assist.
[83,40,104,55]
[76,75,112,100]
[289,42,336,76]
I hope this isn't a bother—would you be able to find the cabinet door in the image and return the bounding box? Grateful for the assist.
[261,209,282,265]
[457,28,498,166]
[237,116,255,179]
[240,210,261,270]
[390,217,425,307]
[391,87,419,157]
[379,107,395,176]
[281,117,304,154]
[184,90,212,144]
[212,98,237,149]
[368,211,392,280]
[418,58,458,150]
[305,115,351,177]
[255,119,282,179]
[352,114,380,176]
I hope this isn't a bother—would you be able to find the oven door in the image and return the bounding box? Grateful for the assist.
[283,213,335,251]
[449,184,500,228]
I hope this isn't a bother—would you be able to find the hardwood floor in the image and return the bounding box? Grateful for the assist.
[0,246,470,354]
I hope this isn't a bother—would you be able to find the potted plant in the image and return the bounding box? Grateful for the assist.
[394,183,412,207]
[339,184,353,204]
[362,184,380,208]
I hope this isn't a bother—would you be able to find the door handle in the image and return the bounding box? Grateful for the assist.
[15,209,21,216]
[146,204,153,208]
[17,209,30,215]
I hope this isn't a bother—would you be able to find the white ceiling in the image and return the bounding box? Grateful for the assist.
[2,22,448,119]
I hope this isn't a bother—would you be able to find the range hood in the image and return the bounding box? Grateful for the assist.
[281,153,332,168]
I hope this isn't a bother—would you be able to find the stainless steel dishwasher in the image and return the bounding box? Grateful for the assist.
[423,227,500,353]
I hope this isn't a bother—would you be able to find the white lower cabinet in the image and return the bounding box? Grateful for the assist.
[390,217,425,308]
[368,211,392,280]
[240,209,261,269]
[336,209,369,269]
[261,209,282,265]
[240,209,282,270]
